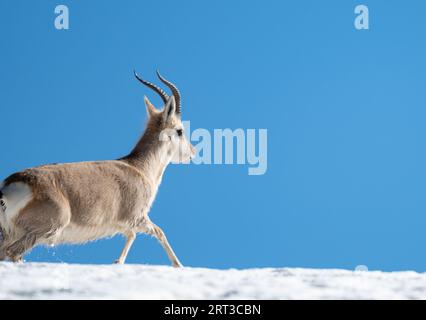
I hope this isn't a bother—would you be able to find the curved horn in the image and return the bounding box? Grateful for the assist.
[134,70,169,105]
[156,70,182,114]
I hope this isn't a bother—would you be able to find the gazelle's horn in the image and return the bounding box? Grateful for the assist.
[156,70,182,114]
[134,70,169,105]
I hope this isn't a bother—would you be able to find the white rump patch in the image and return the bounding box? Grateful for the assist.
[1,182,33,222]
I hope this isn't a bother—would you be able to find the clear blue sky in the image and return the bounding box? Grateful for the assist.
[1,0,425,271]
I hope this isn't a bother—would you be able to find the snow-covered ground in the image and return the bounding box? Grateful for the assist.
[1,262,425,299]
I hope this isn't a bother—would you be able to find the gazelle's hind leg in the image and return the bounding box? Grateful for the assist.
[139,220,183,268]
[0,246,6,261]
[4,232,38,262]
[3,197,70,262]
[0,228,6,261]
[115,231,136,264]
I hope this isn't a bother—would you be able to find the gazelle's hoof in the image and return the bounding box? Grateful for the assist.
[114,259,125,265]
[10,257,23,263]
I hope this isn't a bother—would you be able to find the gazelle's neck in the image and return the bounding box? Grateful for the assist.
[122,128,171,186]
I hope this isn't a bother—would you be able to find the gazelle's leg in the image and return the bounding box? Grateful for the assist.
[4,232,38,262]
[144,222,183,268]
[115,231,136,264]
[0,249,6,261]
[0,234,5,261]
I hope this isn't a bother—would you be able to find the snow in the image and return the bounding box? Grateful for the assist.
[1,262,425,299]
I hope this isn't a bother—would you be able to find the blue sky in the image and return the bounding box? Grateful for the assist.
[1,0,426,271]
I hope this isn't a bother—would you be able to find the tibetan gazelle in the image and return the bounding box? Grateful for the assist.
[0,70,195,266]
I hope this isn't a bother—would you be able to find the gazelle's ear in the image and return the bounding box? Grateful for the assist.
[144,96,156,117]
[162,96,176,122]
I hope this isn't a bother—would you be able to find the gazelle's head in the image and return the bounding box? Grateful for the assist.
[134,70,195,163]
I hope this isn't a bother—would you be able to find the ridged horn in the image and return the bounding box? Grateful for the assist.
[156,70,182,114]
[134,70,169,105]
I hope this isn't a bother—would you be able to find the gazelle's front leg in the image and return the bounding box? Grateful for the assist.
[143,222,183,268]
[115,231,136,264]
[0,249,6,261]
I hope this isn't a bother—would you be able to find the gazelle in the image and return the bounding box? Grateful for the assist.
[0,70,195,266]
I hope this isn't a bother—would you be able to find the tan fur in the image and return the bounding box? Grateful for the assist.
[0,94,194,265]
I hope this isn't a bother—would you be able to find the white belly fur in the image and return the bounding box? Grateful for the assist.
[49,224,121,245]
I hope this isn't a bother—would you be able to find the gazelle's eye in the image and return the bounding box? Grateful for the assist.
[176,129,183,136]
